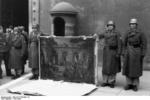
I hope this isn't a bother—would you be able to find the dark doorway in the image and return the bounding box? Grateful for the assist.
[1,0,28,32]
[54,17,65,36]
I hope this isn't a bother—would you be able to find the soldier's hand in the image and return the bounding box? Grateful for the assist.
[93,33,98,38]
[51,34,56,37]
[82,35,87,40]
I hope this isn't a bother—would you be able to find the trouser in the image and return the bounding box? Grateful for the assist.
[21,54,28,74]
[21,66,25,74]
[14,69,22,76]
[0,63,2,77]
[32,68,39,76]
[4,52,11,75]
[0,52,11,76]
[126,76,140,87]
[102,73,116,84]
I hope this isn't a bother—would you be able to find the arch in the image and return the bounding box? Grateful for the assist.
[53,17,65,36]
[51,2,78,15]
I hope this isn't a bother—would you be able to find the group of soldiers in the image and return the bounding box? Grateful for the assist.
[0,25,28,79]
[0,18,147,92]
[96,18,147,92]
[0,24,42,80]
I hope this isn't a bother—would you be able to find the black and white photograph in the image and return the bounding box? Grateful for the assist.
[0,0,150,99]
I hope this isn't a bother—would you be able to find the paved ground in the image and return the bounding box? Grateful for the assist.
[0,63,150,96]
[90,67,150,96]
[0,61,31,86]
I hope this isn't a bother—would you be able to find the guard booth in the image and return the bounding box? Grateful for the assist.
[39,2,99,85]
[50,2,78,36]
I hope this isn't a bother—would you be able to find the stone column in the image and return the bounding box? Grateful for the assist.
[0,0,2,25]
[29,0,40,33]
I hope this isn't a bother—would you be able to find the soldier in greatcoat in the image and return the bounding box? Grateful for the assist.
[29,24,42,80]
[122,18,147,91]
[95,21,122,88]
[19,26,28,75]
[9,27,26,79]
[0,26,12,79]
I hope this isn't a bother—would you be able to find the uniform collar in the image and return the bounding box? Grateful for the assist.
[106,29,116,33]
[128,28,141,37]
[129,27,141,33]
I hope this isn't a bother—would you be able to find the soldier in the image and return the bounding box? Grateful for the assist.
[0,26,12,79]
[5,28,13,77]
[6,28,12,39]
[19,26,28,75]
[9,25,14,34]
[0,26,4,79]
[95,21,122,88]
[122,18,147,91]
[9,27,26,79]
[29,24,42,80]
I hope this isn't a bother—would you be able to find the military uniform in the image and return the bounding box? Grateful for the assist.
[0,32,12,77]
[20,28,28,75]
[123,29,147,89]
[9,31,26,78]
[123,18,147,91]
[29,29,42,79]
[98,22,122,87]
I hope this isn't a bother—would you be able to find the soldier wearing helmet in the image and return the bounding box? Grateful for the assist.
[95,20,122,88]
[29,24,43,80]
[0,26,13,79]
[19,26,28,75]
[122,18,147,91]
[9,26,26,79]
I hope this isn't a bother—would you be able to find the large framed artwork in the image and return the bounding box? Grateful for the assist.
[39,36,99,84]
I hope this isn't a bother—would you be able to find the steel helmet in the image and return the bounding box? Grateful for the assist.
[107,20,115,26]
[130,18,138,24]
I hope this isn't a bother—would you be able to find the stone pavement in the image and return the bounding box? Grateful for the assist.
[1,64,150,96]
[90,68,150,96]
[0,61,31,86]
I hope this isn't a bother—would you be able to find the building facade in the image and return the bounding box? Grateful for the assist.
[0,0,150,70]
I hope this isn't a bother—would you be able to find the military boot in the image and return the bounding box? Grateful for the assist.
[124,85,132,90]
[101,83,108,87]
[132,85,138,92]
[0,75,3,79]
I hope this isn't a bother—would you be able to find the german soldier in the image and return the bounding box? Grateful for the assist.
[9,27,26,79]
[123,18,147,91]
[29,24,42,80]
[0,26,12,79]
[95,21,122,88]
[19,26,28,75]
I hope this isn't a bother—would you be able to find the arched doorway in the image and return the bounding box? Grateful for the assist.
[53,17,65,36]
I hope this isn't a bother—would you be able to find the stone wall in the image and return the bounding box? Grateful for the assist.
[39,0,150,70]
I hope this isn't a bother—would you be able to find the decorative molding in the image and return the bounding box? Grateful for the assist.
[29,0,40,33]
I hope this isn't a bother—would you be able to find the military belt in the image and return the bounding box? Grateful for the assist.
[128,44,141,48]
